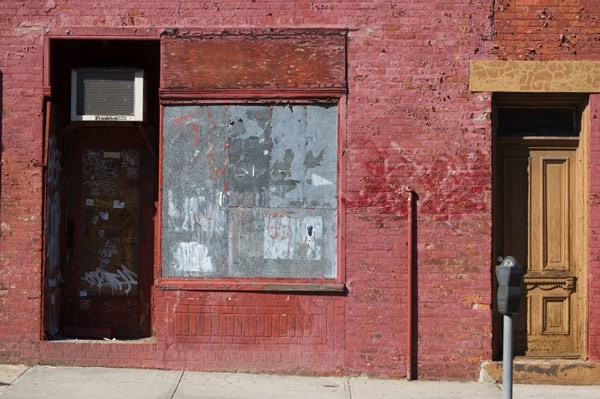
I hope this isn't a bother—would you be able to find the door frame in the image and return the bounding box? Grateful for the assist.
[491,93,589,360]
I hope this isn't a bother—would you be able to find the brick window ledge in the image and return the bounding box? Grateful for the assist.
[155,278,345,293]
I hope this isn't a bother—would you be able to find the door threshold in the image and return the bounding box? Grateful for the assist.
[481,360,600,385]
[514,355,581,360]
[46,335,155,343]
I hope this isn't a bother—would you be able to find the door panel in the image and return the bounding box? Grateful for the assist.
[530,153,573,273]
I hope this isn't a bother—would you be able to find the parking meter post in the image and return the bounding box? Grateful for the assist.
[495,256,522,399]
[503,314,513,399]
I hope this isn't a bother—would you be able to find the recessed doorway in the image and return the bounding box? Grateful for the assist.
[493,94,588,359]
[43,38,159,339]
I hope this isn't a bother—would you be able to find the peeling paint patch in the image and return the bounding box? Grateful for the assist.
[263,215,323,260]
[173,242,213,273]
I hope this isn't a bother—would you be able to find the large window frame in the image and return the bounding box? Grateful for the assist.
[155,96,346,292]
[156,31,347,292]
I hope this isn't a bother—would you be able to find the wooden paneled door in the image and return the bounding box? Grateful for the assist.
[526,149,579,356]
[497,141,585,358]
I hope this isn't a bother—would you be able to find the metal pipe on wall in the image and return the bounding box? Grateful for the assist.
[407,190,415,381]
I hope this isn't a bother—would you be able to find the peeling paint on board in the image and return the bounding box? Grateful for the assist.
[228,106,271,207]
[172,242,213,273]
[162,106,229,277]
[227,208,336,278]
[162,104,338,278]
[263,214,323,260]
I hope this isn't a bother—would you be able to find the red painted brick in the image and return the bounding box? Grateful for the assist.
[0,0,597,381]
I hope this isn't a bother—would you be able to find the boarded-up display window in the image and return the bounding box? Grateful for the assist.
[162,105,338,279]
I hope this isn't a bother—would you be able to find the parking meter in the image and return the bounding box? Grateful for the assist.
[496,256,522,315]
[495,255,522,399]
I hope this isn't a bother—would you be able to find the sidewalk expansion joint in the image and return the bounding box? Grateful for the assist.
[345,377,353,399]
[168,370,184,399]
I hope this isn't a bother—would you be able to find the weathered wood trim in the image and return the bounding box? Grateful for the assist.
[155,278,345,293]
[159,88,346,103]
[161,33,347,91]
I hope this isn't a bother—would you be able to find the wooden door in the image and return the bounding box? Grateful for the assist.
[63,135,154,338]
[526,149,580,356]
[498,145,582,358]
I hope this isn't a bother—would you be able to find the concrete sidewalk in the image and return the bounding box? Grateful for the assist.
[0,365,598,399]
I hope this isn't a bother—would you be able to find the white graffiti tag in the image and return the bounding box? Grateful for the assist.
[97,240,118,267]
[82,265,138,295]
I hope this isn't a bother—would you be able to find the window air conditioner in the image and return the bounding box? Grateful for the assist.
[71,68,144,122]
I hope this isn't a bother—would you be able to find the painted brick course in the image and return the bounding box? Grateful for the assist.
[0,0,597,381]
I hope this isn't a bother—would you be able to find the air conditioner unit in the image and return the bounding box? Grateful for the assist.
[71,68,144,122]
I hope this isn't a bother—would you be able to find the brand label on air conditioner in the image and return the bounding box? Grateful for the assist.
[95,115,127,121]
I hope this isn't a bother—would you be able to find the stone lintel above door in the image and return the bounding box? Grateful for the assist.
[470,61,600,93]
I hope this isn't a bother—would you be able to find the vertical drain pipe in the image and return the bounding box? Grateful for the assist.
[407,190,415,381]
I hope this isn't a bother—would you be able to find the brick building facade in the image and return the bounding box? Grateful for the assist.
[0,0,599,381]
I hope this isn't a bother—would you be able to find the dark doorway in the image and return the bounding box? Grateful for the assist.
[44,39,159,339]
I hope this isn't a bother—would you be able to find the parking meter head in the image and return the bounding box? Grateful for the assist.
[496,256,523,315]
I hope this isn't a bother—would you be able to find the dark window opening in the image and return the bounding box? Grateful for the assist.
[496,107,578,137]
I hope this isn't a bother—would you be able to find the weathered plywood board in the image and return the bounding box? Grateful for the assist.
[162,106,229,277]
[162,105,337,278]
[161,34,346,90]
[228,208,337,278]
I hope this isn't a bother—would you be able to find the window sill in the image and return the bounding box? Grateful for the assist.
[155,278,345,293]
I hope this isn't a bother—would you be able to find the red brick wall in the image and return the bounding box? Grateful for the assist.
[0,0,523,380]
[344,1,493,377]
[0,1,46,351]
[493,0,600,61]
